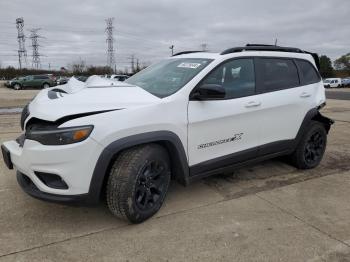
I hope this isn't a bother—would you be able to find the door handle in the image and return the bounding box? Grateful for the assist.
[300,92,311,98]
[245,101,261,108]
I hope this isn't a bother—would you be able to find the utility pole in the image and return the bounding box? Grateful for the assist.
[169,45,174,56]
[129,54,135,73]
[16,18,27,69]
[105,17,115,72]
[29,28,42,69]
[200,43,208,51]
[136,58,140,72]
[274,38,278,46]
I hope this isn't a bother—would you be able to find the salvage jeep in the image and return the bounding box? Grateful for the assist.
[1,44,333,223]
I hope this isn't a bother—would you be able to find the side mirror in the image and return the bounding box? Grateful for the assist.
[190,84,226,100]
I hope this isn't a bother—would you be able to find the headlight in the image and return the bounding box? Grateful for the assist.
[26,125,94,145]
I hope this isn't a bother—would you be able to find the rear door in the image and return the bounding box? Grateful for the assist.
[188,58,263,174]
[23,76,34,87]
[33,75,45,87]
[255,57,318,154]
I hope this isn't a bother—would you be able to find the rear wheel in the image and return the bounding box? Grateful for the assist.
[42,83,50,89]
[13,83,21,90]
[106,144,171,223]
[289,121,327,169]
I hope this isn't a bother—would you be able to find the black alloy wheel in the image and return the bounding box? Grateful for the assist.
[134,160,168,211]
[304,130,325,166]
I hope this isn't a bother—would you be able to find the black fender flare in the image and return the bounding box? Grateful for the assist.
[294,107,334,147]
[86,131,189,204]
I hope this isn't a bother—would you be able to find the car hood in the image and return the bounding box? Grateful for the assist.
[27,76,160,122]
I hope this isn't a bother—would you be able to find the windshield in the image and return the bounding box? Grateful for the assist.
[125,58,213,98]
[323,79,331,83]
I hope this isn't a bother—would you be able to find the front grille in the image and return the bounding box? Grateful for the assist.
[20,104,30,130]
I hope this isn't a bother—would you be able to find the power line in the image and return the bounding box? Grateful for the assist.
[105,17,115,71]
[16,18,27,69]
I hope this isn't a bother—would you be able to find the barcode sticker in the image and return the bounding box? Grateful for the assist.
[177,63,201,69]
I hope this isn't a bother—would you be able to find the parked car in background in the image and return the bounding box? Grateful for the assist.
[8,75,56,90]
[323,78,342,88]
[110,74,129,81]
[75,75,89,82]
[56,76,69,85]
[5,77,21,88]
[341,78,350,87]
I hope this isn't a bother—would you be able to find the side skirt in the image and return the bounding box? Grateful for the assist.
[188,140,295,183]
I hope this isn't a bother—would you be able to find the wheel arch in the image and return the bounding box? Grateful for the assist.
[295,107,334,146]
[87,131,189,204]
[12,82,22,88]
[42,82,50,87]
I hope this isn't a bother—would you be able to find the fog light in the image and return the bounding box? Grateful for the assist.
[35,172,68,189]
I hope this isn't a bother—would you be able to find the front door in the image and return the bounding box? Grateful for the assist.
[188,58,262,175]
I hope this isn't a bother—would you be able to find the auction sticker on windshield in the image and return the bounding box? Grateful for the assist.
[177,63,202,69]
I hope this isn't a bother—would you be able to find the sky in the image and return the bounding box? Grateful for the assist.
[0,0,349,71]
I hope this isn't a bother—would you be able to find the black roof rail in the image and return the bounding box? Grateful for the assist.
[220,45,304,55]
[246,43,276,47]
[172,51,204,56]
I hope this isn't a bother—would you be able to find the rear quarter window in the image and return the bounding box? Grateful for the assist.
[34,75,49,80]
[296,60,320,85]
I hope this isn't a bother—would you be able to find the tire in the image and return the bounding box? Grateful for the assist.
[42,83,50,89]
[106,144,171,223]
[289,121,327,169]
[13,83,21,90]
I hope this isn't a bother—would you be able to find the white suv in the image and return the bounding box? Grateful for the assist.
[1,45,333,223]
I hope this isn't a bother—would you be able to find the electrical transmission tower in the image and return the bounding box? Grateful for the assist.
[105,17,115,71]
[169,45,174,56]
[29,28,42,69]
[129,54,135,73]
[16,18,27,69]
[200,43,208,51]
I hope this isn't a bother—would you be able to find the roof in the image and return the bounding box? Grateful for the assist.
[171,44,319,68]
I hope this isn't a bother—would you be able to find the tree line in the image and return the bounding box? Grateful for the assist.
[315,53,349,78]
[0,59,147,80]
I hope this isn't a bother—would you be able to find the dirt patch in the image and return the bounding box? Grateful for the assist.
[203,149,350,201]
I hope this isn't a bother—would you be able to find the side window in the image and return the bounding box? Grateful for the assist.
[34,75,48,80]
[296,60,320,85]
[201,58,255,99]
[258,58,299,92]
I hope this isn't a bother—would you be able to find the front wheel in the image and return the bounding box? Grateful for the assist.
[42,83,50,89]
[289,121,327,169]
[106,144,171,223]
[13,83,21,90]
